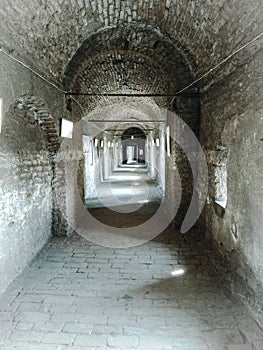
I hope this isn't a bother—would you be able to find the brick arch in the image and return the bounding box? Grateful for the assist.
[13,95,68,237]
[15,95,60,159]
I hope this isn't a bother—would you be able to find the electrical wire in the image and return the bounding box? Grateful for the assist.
[0,48,66,94]
[171,31,263,105]
[1,29,262,110]
[0,48,85,115]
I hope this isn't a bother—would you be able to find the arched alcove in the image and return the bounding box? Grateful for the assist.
[121,127,146,165]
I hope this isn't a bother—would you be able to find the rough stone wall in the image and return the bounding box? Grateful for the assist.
[0,0,262,304]
[200,49,263,306]
[164,94,200,228]
[63,24,193,92]
[0,102,52,295]
[0,50,82,296]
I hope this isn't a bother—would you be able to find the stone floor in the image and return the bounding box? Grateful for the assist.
[0,229,263,350]
[86,166,162,209]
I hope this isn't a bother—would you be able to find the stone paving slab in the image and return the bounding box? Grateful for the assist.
[0,230,262,349]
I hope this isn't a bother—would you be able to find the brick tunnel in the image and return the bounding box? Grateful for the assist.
[0,1,262,349]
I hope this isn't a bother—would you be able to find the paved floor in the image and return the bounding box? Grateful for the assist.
[1,168,263,349]
[0,229,263,350]
[86,166,162,209]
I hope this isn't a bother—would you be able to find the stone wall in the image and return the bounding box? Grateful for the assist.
[200,49,263,307]
[0,0,262,305]
[0,50,81,295]
[165,95,200,228]
[0,101,52,295]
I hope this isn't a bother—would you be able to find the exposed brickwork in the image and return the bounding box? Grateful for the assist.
[15,96,60,157]
[63,24,194,91]
[0,0,262,319]
[0,97,53,295]
[200,49,263,309]
[14,95,68,238]
[0,0,261,85]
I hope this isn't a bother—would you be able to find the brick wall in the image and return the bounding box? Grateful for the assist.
[0,0,262,304]
[0,100,52,294]
[200,49,263,306]
[0,52,82,295]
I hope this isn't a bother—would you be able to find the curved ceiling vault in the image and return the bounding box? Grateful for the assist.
[1,0,262,112]
[62,24,196,110]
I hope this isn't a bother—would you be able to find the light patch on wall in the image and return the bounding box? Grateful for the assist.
[166,126,171,157]
[214,146,228,208]
[83,135,90,153]
[0,98,3,133]
[60,118,73,139]
[171,269,185,276]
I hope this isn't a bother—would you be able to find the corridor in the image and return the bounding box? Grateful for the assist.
[0,1,263,350]
[1,228,263,350]
[86,165,162,209]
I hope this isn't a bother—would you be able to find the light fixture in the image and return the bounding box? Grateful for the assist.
[60,118,73,139]
[131,135,134,139]
[156,138,160,147]
[107,141,111,148]
[94,138,98,147]
[101,140,104,148]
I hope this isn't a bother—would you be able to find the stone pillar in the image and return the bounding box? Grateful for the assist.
[113,136,119,170]
[149,131,156,179]
[159,124,166,193]
[119,140,123,166]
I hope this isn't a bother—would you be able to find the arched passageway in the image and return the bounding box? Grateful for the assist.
[121,127,146,165]
[0,1,262,349]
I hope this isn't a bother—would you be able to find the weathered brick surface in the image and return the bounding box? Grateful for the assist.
[0,100,52,295]
[200,49,263,308]
[0,0,262,325]
[0,58,82,296]
[62,24,195,105]
[0,0,261,84]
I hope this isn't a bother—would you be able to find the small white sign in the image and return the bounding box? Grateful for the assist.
[60,118,73,139]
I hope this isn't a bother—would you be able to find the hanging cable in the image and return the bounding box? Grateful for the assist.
[0,48,66,93]
[171,31,263,105]
[1,29,262,109]
[0,48,85,115]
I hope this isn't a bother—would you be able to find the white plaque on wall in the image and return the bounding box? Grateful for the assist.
[60,118,73,139]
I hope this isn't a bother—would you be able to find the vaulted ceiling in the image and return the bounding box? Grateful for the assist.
[0,0,262,105]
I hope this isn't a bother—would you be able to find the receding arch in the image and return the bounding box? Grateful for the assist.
[121,126,146,140]
[14,95,60,159]
[12,95,68,237]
